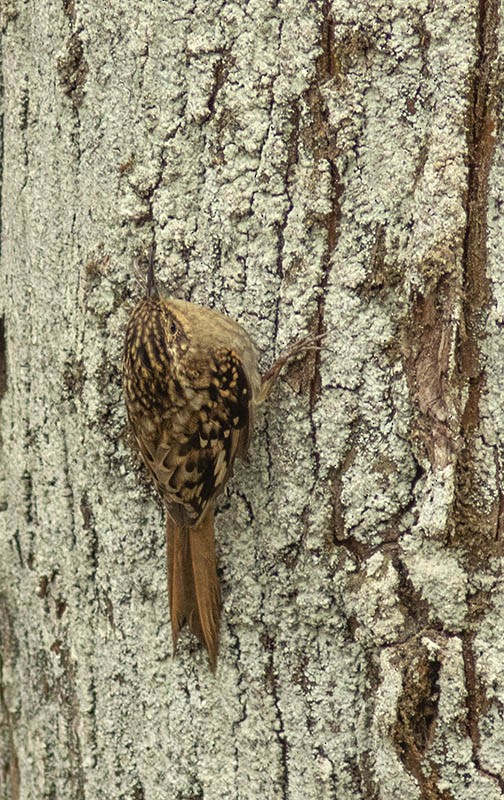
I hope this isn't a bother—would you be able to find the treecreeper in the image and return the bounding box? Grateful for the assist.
[123,264,319,670]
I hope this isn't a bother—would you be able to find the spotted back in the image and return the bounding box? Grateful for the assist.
[124,298,259,527]
[130,352,254,526]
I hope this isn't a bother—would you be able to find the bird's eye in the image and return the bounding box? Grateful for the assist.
[170,320,177,335]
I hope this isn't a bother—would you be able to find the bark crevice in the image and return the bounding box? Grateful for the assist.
[452,0,500,550]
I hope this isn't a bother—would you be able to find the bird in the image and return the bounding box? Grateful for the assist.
[123,255,320,670]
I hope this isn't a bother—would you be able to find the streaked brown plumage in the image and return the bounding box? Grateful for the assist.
[123,297,260,670]
[123,293,318,670]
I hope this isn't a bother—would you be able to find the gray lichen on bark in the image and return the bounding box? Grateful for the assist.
[1,1,504,799]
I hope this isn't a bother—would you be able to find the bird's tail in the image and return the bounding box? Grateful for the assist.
[166,508,221,671]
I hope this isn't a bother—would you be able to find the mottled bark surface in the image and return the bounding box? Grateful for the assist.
[1,1,504,798]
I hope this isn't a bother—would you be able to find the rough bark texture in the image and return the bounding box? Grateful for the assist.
[1,1,504,798]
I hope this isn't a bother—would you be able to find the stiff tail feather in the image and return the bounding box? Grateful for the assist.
[166,508,221,670]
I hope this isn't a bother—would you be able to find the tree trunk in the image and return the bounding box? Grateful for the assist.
[1,1,504,798]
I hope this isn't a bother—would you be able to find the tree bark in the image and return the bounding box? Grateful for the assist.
[1,1,504,798]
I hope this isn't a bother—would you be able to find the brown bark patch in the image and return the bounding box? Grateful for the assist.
[62,0,75,22]
[57,32,89,108]
[303,1,344,407]
[392,641,448,800]
[403,274,459,470]
[327,447,356,547]
[451,0,501,552]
